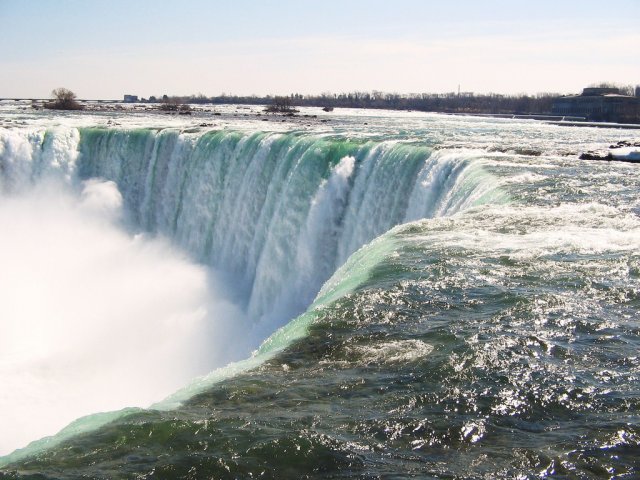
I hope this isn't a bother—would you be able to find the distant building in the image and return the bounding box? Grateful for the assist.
[552,87,639,123]
[123,94,139,103]
[580,87,620,96]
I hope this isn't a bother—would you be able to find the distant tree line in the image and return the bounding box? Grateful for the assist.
[588,82,636,96]
[40,83,638,119]
[145,90,566,115]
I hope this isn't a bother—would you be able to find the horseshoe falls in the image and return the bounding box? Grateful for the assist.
[1,106,639,478]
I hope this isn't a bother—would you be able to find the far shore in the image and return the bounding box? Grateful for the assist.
[3,98,640,130]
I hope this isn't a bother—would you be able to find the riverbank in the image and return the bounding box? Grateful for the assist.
[6,98,640,130]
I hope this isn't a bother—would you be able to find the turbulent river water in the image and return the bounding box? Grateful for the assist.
[1,103,639,478]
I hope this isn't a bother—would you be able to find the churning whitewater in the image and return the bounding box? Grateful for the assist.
[1,105,639,478]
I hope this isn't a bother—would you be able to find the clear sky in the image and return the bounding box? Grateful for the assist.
[1,0,638,99]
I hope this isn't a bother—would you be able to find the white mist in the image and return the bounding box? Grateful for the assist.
[0,180,243,456]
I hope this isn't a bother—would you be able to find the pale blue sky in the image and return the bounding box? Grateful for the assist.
[1,0,638,99]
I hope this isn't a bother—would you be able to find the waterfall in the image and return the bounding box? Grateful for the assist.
[0,125,503,456]
[0,126,505,327]
[75,128,501,324]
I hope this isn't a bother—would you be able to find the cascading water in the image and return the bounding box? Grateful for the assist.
[77,128,502,324]
[0,125,500,458]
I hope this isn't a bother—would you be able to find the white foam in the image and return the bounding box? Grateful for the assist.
[352,339,434,365]
[611,147,640,161]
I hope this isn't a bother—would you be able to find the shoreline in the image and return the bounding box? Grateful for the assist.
[4,98,640,130]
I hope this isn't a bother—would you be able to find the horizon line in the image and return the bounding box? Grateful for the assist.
[5,85,640,102]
